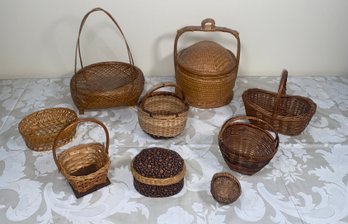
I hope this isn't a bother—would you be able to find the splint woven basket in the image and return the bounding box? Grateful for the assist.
[242,70,316,136]
[71,8,144,114]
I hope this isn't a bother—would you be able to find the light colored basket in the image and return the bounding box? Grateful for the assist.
[18,107,78,151]
[138,82,189,138]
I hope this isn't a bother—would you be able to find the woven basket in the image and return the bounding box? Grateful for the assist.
[71,8,144,114]
[138,82,189,138]
[174,18,240,108]
[218,116,279,175]
[52,118,110,195]
[242,70,317,136]
[18,108,78,151]
[211,172,241,204]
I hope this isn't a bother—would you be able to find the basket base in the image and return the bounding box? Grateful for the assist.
[69,177,111,199]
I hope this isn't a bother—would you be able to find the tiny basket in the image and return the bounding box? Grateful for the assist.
[52,118,110,196]
[242,70,317,136]
[71,8,144,114]
[210,172,241,204]
[138,82,189,138]
[18,107,78,151]
[218,116,279,175]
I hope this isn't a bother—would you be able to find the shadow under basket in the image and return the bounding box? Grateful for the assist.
[218,116,279,175]
[211,172,241,204]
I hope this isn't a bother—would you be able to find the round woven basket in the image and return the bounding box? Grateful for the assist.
[242,70,317,136]
[71,8,144,114]
[218,116,279,175]
[138,82,189,138]
[52,118,110,194]
[174,18,240,108]
[211,172,241,204]
[18,107,78,151]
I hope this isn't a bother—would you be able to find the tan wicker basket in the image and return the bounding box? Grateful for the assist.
[174,18,240,108]
[52,118,110,196]
[18,108,78,151]
[138,82,189,138]
[71,8,144,114]
[211,172,241,204]
[218,116,279,175]
[242,70,317,136]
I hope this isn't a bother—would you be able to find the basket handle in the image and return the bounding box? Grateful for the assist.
[220,116,279,149]
[74,7,134,74]
[139,82,187,116]
[272,70,288,116]
[174,18,241,73]
[52,118,109,172]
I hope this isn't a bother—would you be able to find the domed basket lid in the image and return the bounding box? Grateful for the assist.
[177,40,237,76]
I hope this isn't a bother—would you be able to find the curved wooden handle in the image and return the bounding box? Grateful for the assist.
[273,70,288,116]
[220,116,279,149]
[52,118,109,171]
[174,18,240,73]
[74,7,134,74]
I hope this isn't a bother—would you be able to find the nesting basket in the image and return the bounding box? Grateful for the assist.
[70,8,144,114]
[174,18,240,108]
[53,118,110,197]
[218,116,279,175]
[211,172,241,204]
[18,108,78,151]
[242,70,317,136]
[138,82,189,138]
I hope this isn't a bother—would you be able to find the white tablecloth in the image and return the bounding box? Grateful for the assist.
[0,76,347,224]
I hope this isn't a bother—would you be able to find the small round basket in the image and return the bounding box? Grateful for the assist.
[211,172,241,204]
[130,147,185,197]
[18,107,78,151]
[52,118,110,195]
[218,116,279,175]
[138,82,189,138]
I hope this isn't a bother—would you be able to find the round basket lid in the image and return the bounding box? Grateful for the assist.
[177,40,237,76]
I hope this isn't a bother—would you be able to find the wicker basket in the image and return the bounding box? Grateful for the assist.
[242,70,317,136]
[52,118,110,196]
[130,147,185,197]
[218,116,279,175]
[211,172,241,204]
[138,82,189,138]
[18,108,78,151]
[71,8,144,114]
[174,18,240,108]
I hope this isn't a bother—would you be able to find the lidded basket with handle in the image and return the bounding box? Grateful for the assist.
[174,18,240,108]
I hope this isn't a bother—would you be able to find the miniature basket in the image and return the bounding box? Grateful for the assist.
[138,82,189,138]
[218,116,279,175]
[174,18,240,108]
[211,172,241,204]
[242,70,317,136]
[18,107,78,151]
[52,118,110,195]
[70,8,144,114]
[130,147,186,197]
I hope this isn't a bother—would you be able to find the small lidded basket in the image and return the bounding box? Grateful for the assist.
[211,172,241,204]
[131,147,185,197]
[174,18,240,108]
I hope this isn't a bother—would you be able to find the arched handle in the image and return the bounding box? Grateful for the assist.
[174,18,241,73]
[273,70,288,116]
[52,118,109,171]
[74,7,134,74]
[219,116,279,149]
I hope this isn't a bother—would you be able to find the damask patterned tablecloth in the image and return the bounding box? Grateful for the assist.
[0,76,347,224]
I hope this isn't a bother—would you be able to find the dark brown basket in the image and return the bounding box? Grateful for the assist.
[218,116,279,175]
[71,8,144,114]
[18,108,78,151]
[138,82,189,138]
[211,172,241,204]
[53,118,110,195]
[242,70,316,136]
[174,18,240,108]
